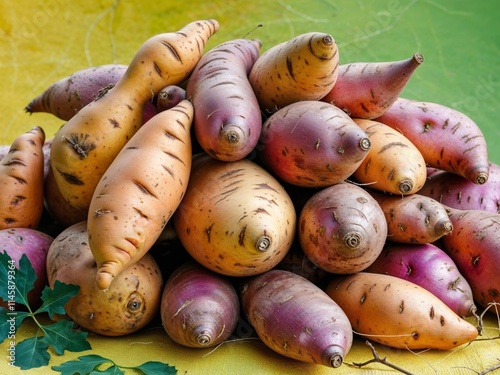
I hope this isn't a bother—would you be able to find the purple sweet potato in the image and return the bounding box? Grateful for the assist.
[185,38,262,161]
[298,181,387,274]
[240,269,353,368]
[0,228,53,309]
[440,206,500,310]
[258,101,371,188]
[368,190,453,244]
[365,242,476,317]
[418,161,500,213]
[156,85,186,112]
[376,97,489,185]
[161,261,240,348]
[25,64,157,123]
[321,52,424,119]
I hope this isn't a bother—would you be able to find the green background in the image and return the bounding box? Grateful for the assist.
[1,0,498,163]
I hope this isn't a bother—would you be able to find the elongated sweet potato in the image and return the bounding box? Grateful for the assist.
[376,97,489,185]
[365,242,476,317]
[352,118,427,195]
[321,52,424,119]
[298,181,387,274]
[257,101,371,188]
[186,38,263,161]
[440,206,500,310]
[161,261,240,348]
[241,269,353,368]
[368,190,453,243]
[173,153,296,277]
[325,272,478,350]
[249,31,339,113]
[418,161,500,214]
[0,126,46,229]
[87,100,193,290]
[50,19,219,211]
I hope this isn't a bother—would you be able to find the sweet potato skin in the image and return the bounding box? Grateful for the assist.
[365,242,476,317]
[368,190,453,244]
[258,101,371,188]
[173,154,296,277]
[241,269,353,368]
[321,52,424,119]
[418,161,500,214]
[186,38,263,161]
[376,97,489,185]
[352,118,427,195]
[298,182,388,274]
[325,272,478,350]
[440,206,500,310]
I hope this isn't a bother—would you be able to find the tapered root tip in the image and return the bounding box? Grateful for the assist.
[436,219,453,237]
[96,269,115,290]
[322,345,346,368]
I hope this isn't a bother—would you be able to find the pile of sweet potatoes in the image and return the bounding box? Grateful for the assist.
[2,17,499,371]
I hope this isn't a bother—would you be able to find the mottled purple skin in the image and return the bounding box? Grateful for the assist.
[241,269,352,368]
[161,261,240,348]
[298,182,387,274]
[418,161,500,214]
[321,52,424,119]
[186,38,262,162]
[0,228,54,309]
[258,101,371,188]
[365,242,476,317]
[25,63,157,123]
[441,207,500,311]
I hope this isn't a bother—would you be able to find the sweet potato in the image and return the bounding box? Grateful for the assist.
[365,242,476,317]
[298,181,387,274]
[0,138,51,180]
[376,97,489,185]
[368,190,453,243]
[249,32,339,113]
[173,153,296,277]
[0,126,46,229]
[25,64,158,123]
[321,52,424,119]
[241,269,353,368]
[0,228,54,309]
[418,161,500,213]
[46,221,163,336]
[185,38,263,161]
[440,206,500,310]
[43,165,87,229]
[325,272,479,350]
[257,101,371,188]
[160,261,240,348]
[156,85,186,112]
[87,100,193,290]
[50,19,219,211]
[351,118,427,195]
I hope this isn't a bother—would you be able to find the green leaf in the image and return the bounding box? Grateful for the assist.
[14,335,51,370]
[36,280,80,319]
[136,361,178,375]
[52,354,111,375]
[41,319,91,355]
[0,252,36,306]
[0,307,30,344]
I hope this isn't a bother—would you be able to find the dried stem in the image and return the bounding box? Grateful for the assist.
[348,340,415,375]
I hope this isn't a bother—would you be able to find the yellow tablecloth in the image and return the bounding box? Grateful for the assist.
[1,312,499,374]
